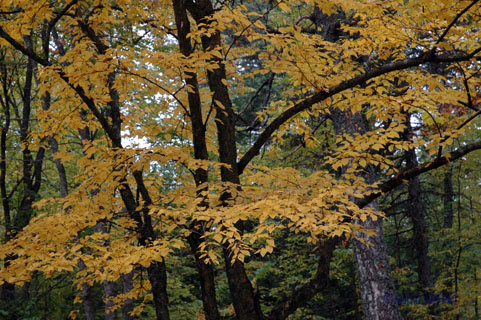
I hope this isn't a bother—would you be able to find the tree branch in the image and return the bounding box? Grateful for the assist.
[436,0,480,45]
[0,26,111,140]
[237,47,481,174]
[356,140,481,208]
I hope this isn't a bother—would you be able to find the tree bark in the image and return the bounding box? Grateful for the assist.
[330,108,401,320]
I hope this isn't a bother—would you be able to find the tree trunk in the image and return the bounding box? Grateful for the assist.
[96,223,119,320]
[183,1,261,318]
[122,272,135,320]
[0,51,14,305]
[171,1,221,318]
[330,108,401,320]
[443,166,454,229]
[406,149,434,289]
[147,261,170,320]
[352,206,401,320]
[401,114,434,290]
[78,259,96,320]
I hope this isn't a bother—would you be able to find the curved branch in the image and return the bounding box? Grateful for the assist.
[356,139,481,208]
[237,47,481,174]
[436,0,480,45]
[267,237,337,320]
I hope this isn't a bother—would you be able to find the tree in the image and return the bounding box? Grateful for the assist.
[0,0,481,319]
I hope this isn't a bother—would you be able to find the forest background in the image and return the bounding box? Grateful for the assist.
[0,0,481,319]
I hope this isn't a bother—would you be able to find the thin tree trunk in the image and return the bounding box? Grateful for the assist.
[72,19,171,316]
[40,24,98,318]
[0,51,11,240]
[406,149,434,289]
[0,48,14,306]
[2,36,47,312]
[14,37,37,234]
[180,1,261,318]
[402,114,434,290]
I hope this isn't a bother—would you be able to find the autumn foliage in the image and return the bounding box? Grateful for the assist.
[0,0,481,319]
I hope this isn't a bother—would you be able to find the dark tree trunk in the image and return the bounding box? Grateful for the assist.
[1,36,47,311]
[171,1,221,318]
[182,1,261,318]
[37,24,98,319]
[122,272,135,320]
[406,149,434,289]
[96,223,119,320]
[401,114,434,290]
[15,38,37,234]
[0,51,14,304]
[78,259,96,320]
[147,261,170,320]
[0,51,11,240]
[103,279,118,320]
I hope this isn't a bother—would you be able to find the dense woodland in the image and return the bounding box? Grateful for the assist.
[0,0,481,319]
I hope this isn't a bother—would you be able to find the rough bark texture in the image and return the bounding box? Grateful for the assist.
[351,208,401,320]
[330,108,401,320]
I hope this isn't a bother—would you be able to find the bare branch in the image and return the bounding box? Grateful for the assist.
[436,0,480,45]
[357,140,481,208]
